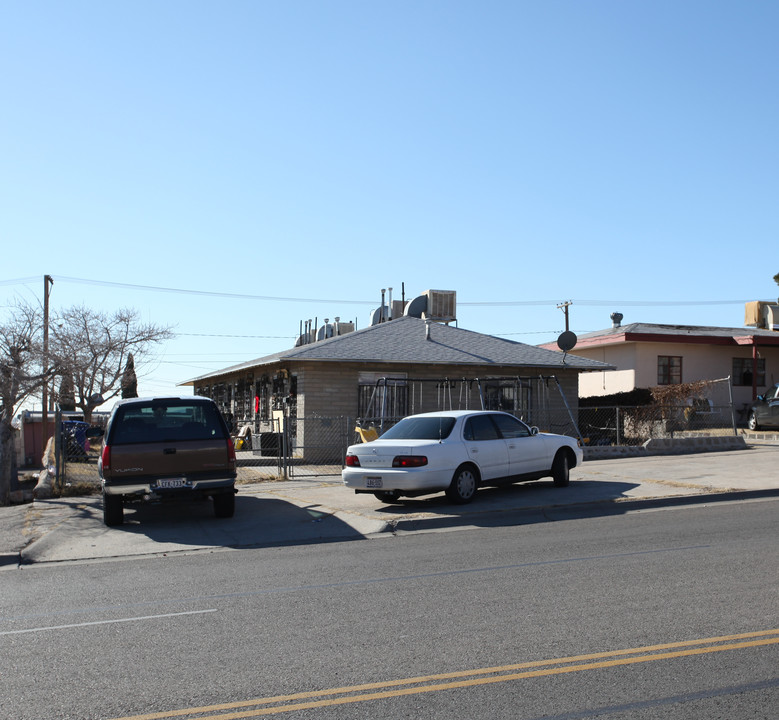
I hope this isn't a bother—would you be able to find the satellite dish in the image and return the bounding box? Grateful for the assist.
[557,331,577,353]
[370,306,390,325]
[316,323,334,341]
[403,294,427,318]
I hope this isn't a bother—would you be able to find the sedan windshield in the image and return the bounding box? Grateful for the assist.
[380,416,456,440]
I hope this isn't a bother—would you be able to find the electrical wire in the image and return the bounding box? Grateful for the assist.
[2,274,753,309]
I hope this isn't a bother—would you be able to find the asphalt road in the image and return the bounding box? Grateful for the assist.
[1,497,777,720]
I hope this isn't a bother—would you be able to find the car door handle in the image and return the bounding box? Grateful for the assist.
[163,448,177,454]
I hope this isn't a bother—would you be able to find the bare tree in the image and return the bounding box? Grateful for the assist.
[0,301,54,505]
[51,306,173,423]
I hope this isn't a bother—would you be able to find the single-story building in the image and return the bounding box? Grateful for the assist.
[539,311,779,407]
[181,315,612,461]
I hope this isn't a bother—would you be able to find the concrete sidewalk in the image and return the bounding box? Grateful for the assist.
[2,444,778,567]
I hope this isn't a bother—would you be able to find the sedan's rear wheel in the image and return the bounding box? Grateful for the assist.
[747,411,760,431]
[552,451,570,487]
[446,466,478,504]
[373,490,401,503]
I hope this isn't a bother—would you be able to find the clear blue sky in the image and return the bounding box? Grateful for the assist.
[2,0,777,407]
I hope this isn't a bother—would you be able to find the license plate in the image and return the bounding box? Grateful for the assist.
[156,478,187,489]
[366,476,383,488]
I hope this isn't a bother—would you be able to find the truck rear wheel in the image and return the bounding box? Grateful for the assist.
[213,491,235,518]
[103,492,124,526]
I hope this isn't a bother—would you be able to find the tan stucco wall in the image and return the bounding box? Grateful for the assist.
[295,361,581,421]
[574,341,779,405]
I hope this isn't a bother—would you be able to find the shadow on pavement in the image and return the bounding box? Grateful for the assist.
[362,479,779,534]
[115,495,368,550]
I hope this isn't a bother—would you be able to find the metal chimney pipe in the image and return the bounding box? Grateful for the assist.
[388,287,393,320]
[610,312,624,328]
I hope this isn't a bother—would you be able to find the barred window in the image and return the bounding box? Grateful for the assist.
[657,356,682,385]
[357,373,408,420]
[733,358,765,386]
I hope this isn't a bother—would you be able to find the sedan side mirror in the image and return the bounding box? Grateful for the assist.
[530,426,539,436]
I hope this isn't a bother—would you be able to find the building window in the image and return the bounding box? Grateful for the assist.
[657,356,682,385]
[733,357,765,386]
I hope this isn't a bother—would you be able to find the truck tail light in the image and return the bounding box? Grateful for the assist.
[101,445,111,473]
[392,455,427,468]
[226,437,236,466]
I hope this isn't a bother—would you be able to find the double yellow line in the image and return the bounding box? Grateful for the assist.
[116,629,779,720]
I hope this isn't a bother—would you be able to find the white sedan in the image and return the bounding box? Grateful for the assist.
[342,410,583,504]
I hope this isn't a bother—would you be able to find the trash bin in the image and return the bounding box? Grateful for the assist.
[62,421,90,462]
[259,432,282,456]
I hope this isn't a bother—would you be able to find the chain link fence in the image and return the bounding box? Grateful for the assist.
[237,415,353,480]
[56,401,742,491]
[57,411,103,492]
[578,403,737,447]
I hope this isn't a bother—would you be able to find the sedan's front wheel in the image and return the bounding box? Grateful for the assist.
[446,466,478,504]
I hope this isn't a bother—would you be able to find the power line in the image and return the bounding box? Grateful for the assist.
[176,333,296,339]
[2,275,752,309]
[53,276,375,305]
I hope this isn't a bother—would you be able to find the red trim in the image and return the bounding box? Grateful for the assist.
[568,332,779,349]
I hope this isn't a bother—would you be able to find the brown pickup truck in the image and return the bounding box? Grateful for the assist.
[98,396,237,526]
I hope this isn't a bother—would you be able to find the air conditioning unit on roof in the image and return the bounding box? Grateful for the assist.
[745,301,779,331]
[424,289,456,323]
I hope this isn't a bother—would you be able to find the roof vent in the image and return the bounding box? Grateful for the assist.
[611,312,623,328]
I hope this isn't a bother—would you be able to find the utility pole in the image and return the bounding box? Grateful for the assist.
[41,275,54,448]
[557,300,572,332]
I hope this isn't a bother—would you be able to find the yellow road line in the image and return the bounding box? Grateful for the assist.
[113,629,779,720]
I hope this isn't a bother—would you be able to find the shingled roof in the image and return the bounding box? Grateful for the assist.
[184,316,612,384]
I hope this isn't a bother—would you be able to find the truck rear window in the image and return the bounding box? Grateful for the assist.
[110,401,227,444]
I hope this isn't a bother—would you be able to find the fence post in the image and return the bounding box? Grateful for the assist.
[727,375,737,435]
[281,405,289,480]
[53,405,62,494]
[615,406,621,446]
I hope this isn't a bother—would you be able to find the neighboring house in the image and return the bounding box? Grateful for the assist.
[539,313,779,406]
[180,315,612,459]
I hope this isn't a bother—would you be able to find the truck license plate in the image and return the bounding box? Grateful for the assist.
[366,476,383,488]
[156,478,187,489]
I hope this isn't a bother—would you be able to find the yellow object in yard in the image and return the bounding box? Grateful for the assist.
[355,426,379,443]
[234,437,244,450]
